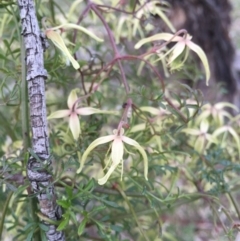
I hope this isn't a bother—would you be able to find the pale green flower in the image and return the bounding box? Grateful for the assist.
[44,22,103,69]
[182,120,217,153]
[212,125,240,158]
[132,0,175,38]
[77,128,148,185]
[48,89,106,140]
[114,1,175,43]
[135,33,210,85]
[197,102,238,126]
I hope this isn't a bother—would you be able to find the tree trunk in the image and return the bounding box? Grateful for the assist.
[17,0,65,240]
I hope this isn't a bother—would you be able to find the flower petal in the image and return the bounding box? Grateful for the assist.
[50,23,103,42]
[48,110,71,119]
[111,137,124,165]
[181,128,200,135]
[212,126,229,138]
[130,123,147,133]
[168,41,186,64]
[68,89,78,109]
[69,113,80,140]
[98,162,118,185]
[97,134,124,185]
[77,135,115,173]
[76,107,102,115]
[228,127,240,158]
[154,8,176,33]
[215,102,239,111]
[134,33,183,49]
[76,107,119,116]
[68,0,84,20]
[200,120,209,133]
[122,136,148,180]
[140,106,161,115]
[194,136,205,153]
[46,29,80,69]
[187,41,210,86]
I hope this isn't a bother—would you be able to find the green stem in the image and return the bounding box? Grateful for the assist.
[94,187,144,197]
[29,197,41,241]
[116,185,150,241]
[227,192,240,220]
[49,0,56,23]
[36,213,61,225]
[210,203,231,241]
[107,194,217,221]
[0,192,13,240]
[0,112,17,141]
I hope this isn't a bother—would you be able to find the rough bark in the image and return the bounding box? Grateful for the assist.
[17,0,65,240]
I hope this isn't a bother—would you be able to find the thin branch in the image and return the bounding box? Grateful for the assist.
[91,3,130,94]
[228,192,240,221]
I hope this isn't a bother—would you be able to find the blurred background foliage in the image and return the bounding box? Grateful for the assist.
[0,0,240,240]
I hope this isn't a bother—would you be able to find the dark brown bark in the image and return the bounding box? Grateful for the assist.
[17,0,65,240]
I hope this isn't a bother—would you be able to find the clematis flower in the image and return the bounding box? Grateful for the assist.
[77,128,148,185]
[132,0,175,36]
[44,22,103,69]
[212,125,240,158]
[182,120,216,153]
[48,89,108,140]
[197,102,238,126]
[135,33,210,85]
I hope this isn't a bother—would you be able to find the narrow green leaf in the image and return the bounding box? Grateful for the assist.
[84,178,95,192]
[97,198,120,208]
[39,223,49,232]
[92,219,105,229]
[89,205,106,216]
[57,214,70,231]
[69,211,78,224]
[23,223,34,231]
[56,199,71,209]
[65,186,73,199]
[0,192,13,240]
[78,218,87,236]
[26,230,34,241]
